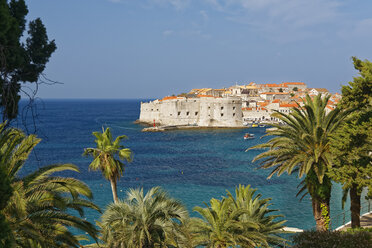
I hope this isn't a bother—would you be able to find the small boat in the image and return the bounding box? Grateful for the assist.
[259,124,266,127]
[251,124,258,128]
[244,133,255,139]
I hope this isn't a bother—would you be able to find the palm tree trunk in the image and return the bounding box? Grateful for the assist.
[307,172,331,231]
[350,184,361,228]
[312,197,330,231]
[110,178,119,203]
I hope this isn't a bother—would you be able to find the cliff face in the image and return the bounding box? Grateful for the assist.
[139,97,243,127]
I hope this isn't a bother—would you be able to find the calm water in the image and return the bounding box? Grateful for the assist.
[18,99,355,233]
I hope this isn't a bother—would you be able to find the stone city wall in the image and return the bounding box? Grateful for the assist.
[139,97,243,127]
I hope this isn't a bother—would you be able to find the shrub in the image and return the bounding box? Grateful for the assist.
[292,230,372,248]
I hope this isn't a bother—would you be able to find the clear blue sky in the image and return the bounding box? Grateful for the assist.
[26,0,372,99]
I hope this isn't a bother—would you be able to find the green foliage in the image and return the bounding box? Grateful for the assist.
[320,203,330,230]
[99,187,189,248]
[0,123,14,247]
[0,0,56,121]
[329,57,372,190]
[249,94,350,230]
[190,185,286,248]
[0,124,100,247]
[279,88,283,92]
[293,87,298,91]
[339,57,372,110]
[346,227,372,234]
[292,230,372,248]
[84,127,133,203]
[329,57,372,227]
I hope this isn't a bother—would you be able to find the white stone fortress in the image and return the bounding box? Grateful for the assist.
[138,82,340,128]
[139,96,243,127]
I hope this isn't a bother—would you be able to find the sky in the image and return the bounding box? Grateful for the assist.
[26,0,372,99]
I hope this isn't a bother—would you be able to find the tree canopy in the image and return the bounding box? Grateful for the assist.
[0,124,100,247]
[250,94,350,230]
[84,127,133,203]
[0,0,56,121]
[329,57,372,227]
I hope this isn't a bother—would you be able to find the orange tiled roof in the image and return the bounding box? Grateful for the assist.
[281,82,306,86]
[257,102,269,107]
[272,99,280,103]
[263,83,280,87]
[280,103,298,108]
[162,96,179,101]
[197,94,214,98]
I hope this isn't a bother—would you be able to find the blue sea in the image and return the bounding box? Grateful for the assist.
[18,99,362,236]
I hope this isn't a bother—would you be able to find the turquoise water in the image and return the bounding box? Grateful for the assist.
[20,99,355,234]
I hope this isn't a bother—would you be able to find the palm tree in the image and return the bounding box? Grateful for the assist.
[99,187,189,248]
[0,124,100,247]
[191,185,285,248]
[226,185,286,247]
[250,94,350,230]
[84,127,133,203]
[191,198,261,248]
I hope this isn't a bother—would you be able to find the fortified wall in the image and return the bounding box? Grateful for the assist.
[139,97,243,127]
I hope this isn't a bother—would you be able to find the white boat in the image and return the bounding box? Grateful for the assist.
[244,133,255,139]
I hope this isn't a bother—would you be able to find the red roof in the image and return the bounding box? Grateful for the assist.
[257,102,269,107]
[280,103,298,108]
[263,84,280,87]
[281,82,306,86]
[197,94,214,98]
[242,107,252,111]
[162,96,180,101]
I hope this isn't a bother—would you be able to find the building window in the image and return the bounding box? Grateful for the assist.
[208,106,211,109]
[221,106,224,110]
[233,106,236,110]
[221,113,224,117]
[195,112,198,116]
[233,113,235,117]
[186,112,189,116]
[151,109,153,111]
[178,112,181,116]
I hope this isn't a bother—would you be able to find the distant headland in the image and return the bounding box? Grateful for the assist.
[137,82,340,131]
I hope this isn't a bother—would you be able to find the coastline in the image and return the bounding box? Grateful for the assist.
[134,120,249,132]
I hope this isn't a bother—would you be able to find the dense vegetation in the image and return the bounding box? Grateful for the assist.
[292,230,372,248]
[88,185,286,248]
[329,57,372,228]
[0,124,100,247]
[250,94,350,230]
